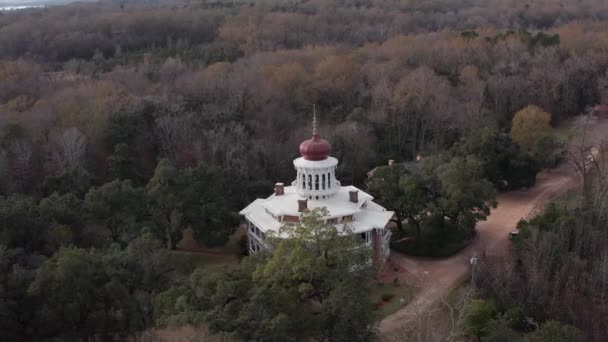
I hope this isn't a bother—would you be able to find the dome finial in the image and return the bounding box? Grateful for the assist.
[312,104,318,136]
[300,104,331,160]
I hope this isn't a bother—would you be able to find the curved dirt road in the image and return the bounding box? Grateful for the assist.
[378,166,577,335]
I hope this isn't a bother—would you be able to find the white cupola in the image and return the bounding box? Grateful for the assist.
[292,111,340,200]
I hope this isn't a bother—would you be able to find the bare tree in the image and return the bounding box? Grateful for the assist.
[382,286,474,342]
[9,140,32,190]
[567,114,608,207]
[51,127,87,171]
[155,111,197,165]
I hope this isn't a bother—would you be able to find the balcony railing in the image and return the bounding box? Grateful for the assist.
[248,231,270,250]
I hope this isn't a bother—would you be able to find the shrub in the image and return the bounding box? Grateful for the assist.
[381,293,394,302]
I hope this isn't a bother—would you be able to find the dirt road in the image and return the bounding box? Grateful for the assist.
[379,114,608,336]
[378,165,577,335]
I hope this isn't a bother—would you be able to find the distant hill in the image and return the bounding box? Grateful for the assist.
[0,0,96,9]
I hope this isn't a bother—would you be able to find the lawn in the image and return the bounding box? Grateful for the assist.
[169,226,245,273]
[370,281,417,318]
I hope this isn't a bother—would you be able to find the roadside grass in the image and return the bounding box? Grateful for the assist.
[371,281,417,318]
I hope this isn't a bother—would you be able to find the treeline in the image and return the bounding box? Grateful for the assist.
[1,24,608,199]
[3,0,608,62]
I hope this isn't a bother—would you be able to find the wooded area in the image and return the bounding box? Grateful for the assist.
[1,0,608,340]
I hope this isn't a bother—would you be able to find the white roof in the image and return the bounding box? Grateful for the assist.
[239,185,394,235]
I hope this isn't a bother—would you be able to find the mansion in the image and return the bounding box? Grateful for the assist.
[239,115,394,267]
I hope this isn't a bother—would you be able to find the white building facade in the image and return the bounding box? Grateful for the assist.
[239,116,393,267]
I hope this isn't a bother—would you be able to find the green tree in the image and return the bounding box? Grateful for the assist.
[84,179,145,244]
[102,230,179,332]
[146,159,236,249]
[26,232,181,340]
[432,155,497,234]
[102,107,157,182]
[531,134,562,170]
[146,159,185,249]
[107,143,140,183]
[260,208,371,305]
[461,299,497,341]
[39,192,84,251]
[368,155,496,255]
[0,195,46,252]
[0,246,39,341]
[28,247,111,339]
[319,276,377,342]
[163,209,377,341]
[453,128,539,190]
[482,315,521,342]
[366,163,426,236]
[41,166,93,197]
[180,163,237,247]
[524,321,583,342]
[39,192,83,227]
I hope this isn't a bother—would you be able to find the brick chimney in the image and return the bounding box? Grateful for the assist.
[388,159,395,166]
[298,199,308,212]
[274,182,285,196]
[349,190,358,203]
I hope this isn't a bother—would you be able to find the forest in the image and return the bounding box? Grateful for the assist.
[1,0,608,340]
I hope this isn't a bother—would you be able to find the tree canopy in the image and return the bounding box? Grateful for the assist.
[156,209,377,341]
[368,148,496,256]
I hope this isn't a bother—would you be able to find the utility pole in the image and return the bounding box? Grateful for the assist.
[470,253,478,290]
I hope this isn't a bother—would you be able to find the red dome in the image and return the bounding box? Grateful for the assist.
[299,133,331,161]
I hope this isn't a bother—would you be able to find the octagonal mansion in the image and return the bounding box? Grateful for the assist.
[239,116,394,267]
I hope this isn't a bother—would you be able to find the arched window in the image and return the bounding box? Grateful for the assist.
[327,172,331,188]
[315,175,319,190]
[308,175,312,190]
[322,174,326,189]
[302,173,306,189]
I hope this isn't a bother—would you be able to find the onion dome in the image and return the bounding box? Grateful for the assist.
[299,110,331,161]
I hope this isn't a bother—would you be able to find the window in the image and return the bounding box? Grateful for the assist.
[359,232,370,244]
[315,175,319,190]
[322,174,326,189]
[327,173,331,188]
[302,173,306,189]
[308,175,312,190]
